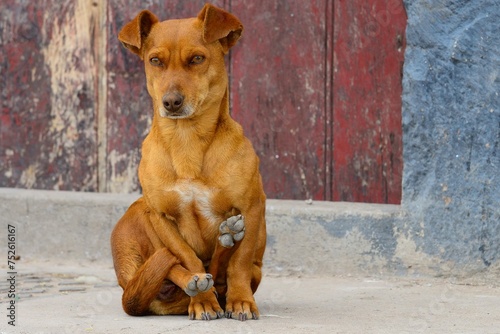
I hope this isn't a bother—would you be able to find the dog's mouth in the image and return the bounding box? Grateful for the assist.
[159,106,194,119]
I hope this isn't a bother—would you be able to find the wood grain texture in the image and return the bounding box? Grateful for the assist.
[333,0,406,203]
[0,0,98,191]
[230,0,328,200]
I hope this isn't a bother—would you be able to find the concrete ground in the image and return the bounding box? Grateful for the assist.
[1,189,499,333]
[1,260,499,334]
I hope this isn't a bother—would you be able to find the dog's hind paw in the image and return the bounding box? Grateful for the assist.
[184,273,214,297]
[218,214,245,248]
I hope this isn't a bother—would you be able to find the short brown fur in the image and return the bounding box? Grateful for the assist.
[110,4,266,321]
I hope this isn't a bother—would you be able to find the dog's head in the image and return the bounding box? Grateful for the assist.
[118,4,243,120]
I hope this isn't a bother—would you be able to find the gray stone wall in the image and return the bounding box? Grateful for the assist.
[402,0,500,276]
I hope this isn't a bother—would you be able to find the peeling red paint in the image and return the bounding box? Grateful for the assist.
[0,0,98,191]
[332,0,405,203]
[230,0,327,200]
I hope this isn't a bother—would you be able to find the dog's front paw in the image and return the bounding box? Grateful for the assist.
[218,214,245,248]
[184,273,214,297]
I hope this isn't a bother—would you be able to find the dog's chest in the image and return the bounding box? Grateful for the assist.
[170,180,220,225]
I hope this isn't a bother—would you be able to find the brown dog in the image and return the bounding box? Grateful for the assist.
[110,4,266,321]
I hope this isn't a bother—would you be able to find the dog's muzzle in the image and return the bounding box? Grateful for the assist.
[160,92,193,119]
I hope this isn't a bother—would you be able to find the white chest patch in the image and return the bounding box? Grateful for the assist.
[170,180,219,225]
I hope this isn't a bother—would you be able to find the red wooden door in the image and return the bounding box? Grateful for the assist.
[0,1,99,191]
[231,0,406,203]
[332,0,406,203]
[0,0,406,204]
[230,0,328,200]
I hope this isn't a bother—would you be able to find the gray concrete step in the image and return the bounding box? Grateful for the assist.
[0,187,403,277]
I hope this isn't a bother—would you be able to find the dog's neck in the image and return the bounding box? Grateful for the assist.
[151,90,230,179]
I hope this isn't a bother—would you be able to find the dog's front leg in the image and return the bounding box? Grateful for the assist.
[149,212,206,272]
[149,212,224,320]
[224,204,266,321]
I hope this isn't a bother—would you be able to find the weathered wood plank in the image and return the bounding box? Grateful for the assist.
[332,0,406,203]
[230,0,328,200]
[0,0,98,191]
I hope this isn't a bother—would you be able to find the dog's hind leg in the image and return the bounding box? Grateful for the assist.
[121,247,178,316]
[207,214,246,308]
[121,247,216,316]
[112,199,218,317]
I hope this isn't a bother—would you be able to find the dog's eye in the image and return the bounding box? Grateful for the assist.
[149,57,162,66]
[190,55,205,65]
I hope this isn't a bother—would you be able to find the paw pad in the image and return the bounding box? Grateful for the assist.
[185,273,214,297]
[218,215,245,248]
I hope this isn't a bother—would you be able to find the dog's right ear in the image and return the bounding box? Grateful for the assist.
[197,4,243,53]
[118,10,159,58]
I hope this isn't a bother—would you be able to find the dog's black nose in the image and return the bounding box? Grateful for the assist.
[163,92,184,112]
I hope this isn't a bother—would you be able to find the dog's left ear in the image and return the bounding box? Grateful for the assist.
[197,4,243,53]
